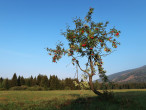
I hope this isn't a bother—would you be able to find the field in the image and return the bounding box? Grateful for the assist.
[0,89,146,110]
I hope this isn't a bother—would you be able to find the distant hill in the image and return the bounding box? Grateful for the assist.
[97,65,146,83]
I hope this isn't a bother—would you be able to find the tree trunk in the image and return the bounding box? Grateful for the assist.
[88,54,102,96]
[89,76,102,96]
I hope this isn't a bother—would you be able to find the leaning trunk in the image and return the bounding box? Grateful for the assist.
[89,76,102,96]
[89,55,102,96]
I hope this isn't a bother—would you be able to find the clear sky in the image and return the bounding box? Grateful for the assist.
[0,0,146,80]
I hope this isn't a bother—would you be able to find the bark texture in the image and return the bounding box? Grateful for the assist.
[89,76,102,96]
[89,54,102,96]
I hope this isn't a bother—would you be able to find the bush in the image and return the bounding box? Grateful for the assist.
[9,85,47,91]
[27,86,45,91]
[0,88,6,91]
[64,86,71,90]
[10,85,28,90]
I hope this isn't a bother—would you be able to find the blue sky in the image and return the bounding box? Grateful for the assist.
[0,0,146,80]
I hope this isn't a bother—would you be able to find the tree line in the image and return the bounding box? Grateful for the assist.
[94,80,146,90]
[0,73,146,90]
[0,73,81,90]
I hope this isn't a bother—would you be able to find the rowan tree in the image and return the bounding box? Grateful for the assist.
[47,8,121,95]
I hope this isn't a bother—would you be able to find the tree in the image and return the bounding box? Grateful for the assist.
[36,74,43,86]
[17,76,21,86]
[2,78,10,90]
[49,75,60,90]
[0,77,3,84]
[0,77,3,88]
[32,76,37,86]
[30,75,33,86]
[11,73,18,87]
[59,79,65,90]
[47,8,121,95]
[25,78,31,87]
[94,80,101,90]
[20,76,25,85]
[64,78,73,90]
[40,75,49,89]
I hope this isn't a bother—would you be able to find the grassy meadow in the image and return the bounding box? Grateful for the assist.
[0,89,146,110]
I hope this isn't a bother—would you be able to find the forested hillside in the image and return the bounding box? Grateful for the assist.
[107,65,146,83]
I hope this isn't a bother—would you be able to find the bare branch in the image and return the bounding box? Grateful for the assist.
[76,60,90,76]
[100,50,116,57]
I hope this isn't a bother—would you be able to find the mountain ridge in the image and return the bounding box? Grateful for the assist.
[96,65,146,83]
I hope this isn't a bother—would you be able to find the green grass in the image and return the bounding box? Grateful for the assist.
[0,89,146,110]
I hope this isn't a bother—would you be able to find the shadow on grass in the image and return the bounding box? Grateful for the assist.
[59,96,118,110]
[59,91,146,110]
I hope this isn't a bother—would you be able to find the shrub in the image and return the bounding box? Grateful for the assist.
[0,88,6,91]
[64,86,71,90]
[27,86,45,91]
[10,85,28,90]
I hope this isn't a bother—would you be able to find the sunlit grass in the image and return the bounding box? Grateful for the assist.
[0,89,146,110]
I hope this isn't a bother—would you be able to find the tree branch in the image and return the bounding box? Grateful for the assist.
[76,60,90,76]
[89,52,95,76]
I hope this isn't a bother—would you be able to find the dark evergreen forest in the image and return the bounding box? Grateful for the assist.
[0,73,146,90]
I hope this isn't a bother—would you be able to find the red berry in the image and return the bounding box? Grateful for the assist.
[90,48,93,50]
[82,44,86,47]
[109,37,112,39]
[116,32,119,36]
[72,58,76,60]
[91,37,94,39]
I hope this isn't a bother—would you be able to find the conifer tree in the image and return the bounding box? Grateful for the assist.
[25,78,31,87]
[49,75,59,90]
[20,76,25,85]
[0,77,3,88]
[11,73,17,87]
[2,78,10,90]
[30,75,33,86]
[33,76,37,86]
[40,75,49,89]
[37,74,43,86]
[17,76,21,86]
